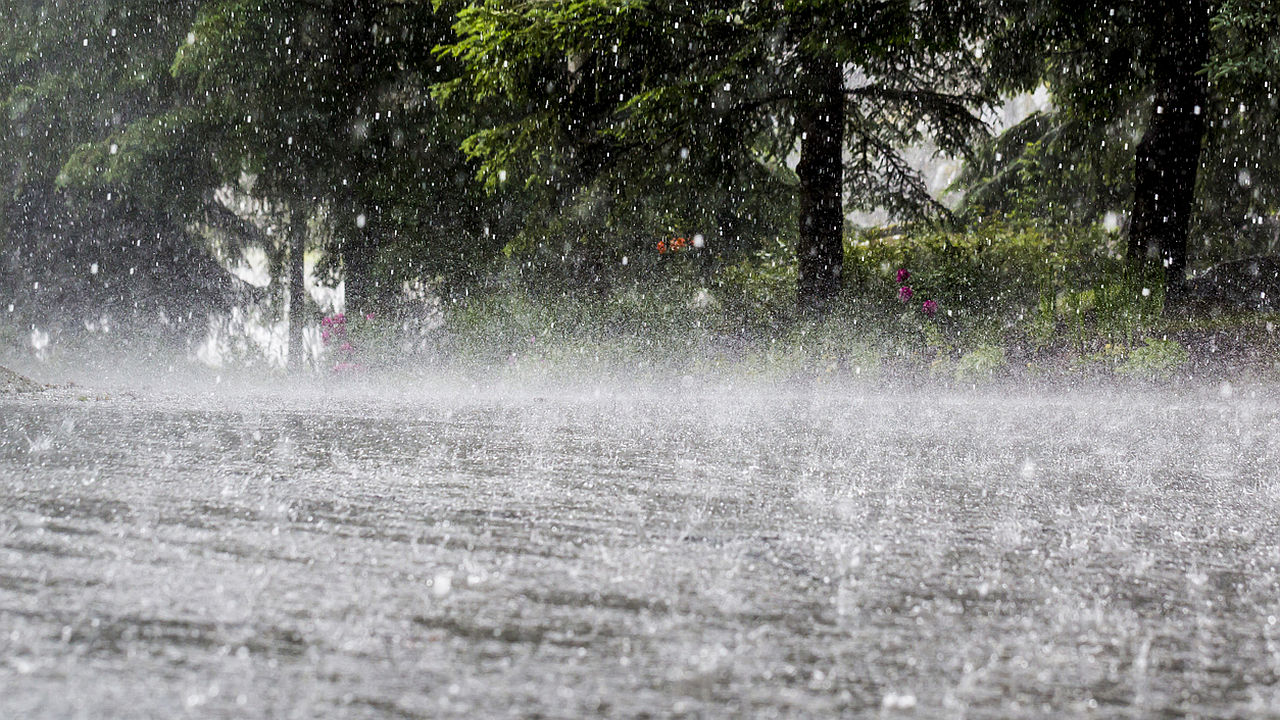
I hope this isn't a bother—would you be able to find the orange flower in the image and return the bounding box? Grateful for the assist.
[657,240,668,254]
[673,236,688,250]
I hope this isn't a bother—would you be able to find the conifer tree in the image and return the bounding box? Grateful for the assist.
[969,0,1280,294]
[439,0,993,311]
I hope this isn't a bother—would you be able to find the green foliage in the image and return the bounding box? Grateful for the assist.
[956,111,1137,227]
[1115,337,1190,380]
[6,0,1280,366]
[714,238,798,324]
[963,0,1280,267]
[846,219,1111,326]
[953,344,1007,382]
[437,0,998,299]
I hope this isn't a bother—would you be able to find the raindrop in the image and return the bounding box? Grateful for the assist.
[882,693,917,710]
[432,571,453,597]
[356,214,367,229]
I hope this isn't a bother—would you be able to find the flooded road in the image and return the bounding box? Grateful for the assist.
[3,379,1280,718]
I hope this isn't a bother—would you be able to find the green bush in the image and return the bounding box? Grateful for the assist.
[953,344,1008,382]
[1115,338,1189,380]
[842,217,1168,352]
[713,236,797,325]
[293,216,1257,380]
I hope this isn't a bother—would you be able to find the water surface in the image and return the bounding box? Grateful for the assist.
[3,380,1278,718]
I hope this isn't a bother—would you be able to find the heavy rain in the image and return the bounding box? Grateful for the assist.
[4,1,1280,718]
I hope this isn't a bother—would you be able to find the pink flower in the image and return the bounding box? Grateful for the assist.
[339,342,354,352]
[898,286,913,302]
[365,312,375,320]
[922,300,938,316]
[321,329,331,342]
[896,268,910,284]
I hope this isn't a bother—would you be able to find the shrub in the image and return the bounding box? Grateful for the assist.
[954,344,1008,382]
[1115,338,1189,380]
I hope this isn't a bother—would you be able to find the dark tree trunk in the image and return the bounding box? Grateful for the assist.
[330,0,379,314]
[287,208,307,372]
[1128,0,1210,297]
[340,208,376,313]
[795,53,845,312]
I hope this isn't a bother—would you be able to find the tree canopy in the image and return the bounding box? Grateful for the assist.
[438,0,996,307]
[2,0,1279,336]
[963,0,1280,289]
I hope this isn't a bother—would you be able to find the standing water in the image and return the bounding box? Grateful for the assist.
[2,378,1279,718]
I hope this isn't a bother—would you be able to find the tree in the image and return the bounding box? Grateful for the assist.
[967,0,1280,296]
[0,0,247,342]
[1126,1,1212,293]
[62,0,517,369]
[165,0,519,309]
[439,0,993,311]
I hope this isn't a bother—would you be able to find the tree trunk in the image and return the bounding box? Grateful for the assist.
[330,0,379,315]
[1128,0,1210,298]
[795,53,845,312]
[287,208,307,372]
[339,207,373,314]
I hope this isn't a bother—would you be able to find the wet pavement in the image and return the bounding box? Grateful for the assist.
[2,380,1279,718]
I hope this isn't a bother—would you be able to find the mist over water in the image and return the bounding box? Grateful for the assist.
[3,367,1279,718]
